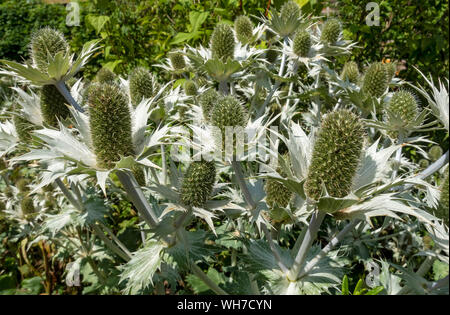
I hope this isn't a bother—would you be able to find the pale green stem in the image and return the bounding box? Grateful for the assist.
[91,224,131,262]
[161,145,167,185]
[298,219,359,279]
[219,80,229,95]
[288,210,326,281]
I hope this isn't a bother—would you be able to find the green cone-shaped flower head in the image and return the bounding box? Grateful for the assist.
[320,19,341,44]
[362,62,389,98]
[88,83,134,169]
[95,68,116,84]
[184,80,197,96]
[21,196,35,215]
[180,161,216,208]
[17,178,30,193]
[13,113,34,143]
[383,61,396,82]
[199,89,220,122]
[341,61,359,83]
[429,145,443,162]
[418,159,430,169]
[40,84,71,127]
[266,155,293,209]
[169,51,186,70]
[280,0,301,22]
[211,24,235,61]
[305,109,365,201]
[386,90,418,125]
[266,49,278,63]
[30,27,69,73]
[129,67,158,106]
[293,30,311,57]
[210,95,246,132]
[234,16,253,44]
[438,169,449,225]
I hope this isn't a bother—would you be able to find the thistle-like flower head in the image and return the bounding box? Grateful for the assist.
[234,16,254,44]
[180,160,216,208]
[184,80,197,96]
[88,83,134,169]
[340,61,359,83]
[169,51,187,70]
[210,95,246,132]
[305,109,365,201]
[211,23,235,61]
[293,30,311,57]
[385,90,419,131]
[95,67,116,84]
[40,84,71,127]
[129,67,159,107]
[265,154,293,210]
[199,89,220,122]
[280,0,301,22]
[30,27,69,73]
[362,62,389,98]
[320,18,341,44]
[429,145,443,162]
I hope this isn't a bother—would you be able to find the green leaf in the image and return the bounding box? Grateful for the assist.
[189,11,209,32]
[170,32,196,45]
[341,275,349,295]
[87,15,110,34]
[19,277,44,295]
[432,260,449,281]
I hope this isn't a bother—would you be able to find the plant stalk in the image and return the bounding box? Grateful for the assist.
[55,80,84,113]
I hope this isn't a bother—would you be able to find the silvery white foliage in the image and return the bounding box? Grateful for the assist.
[120,239,165,294]
[0,120,18,156]
[411,68,449,133]
[11,87,44,126]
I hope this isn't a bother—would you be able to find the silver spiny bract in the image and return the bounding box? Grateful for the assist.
[320,19,341,44]
[280,0,301,22]
[234,16,253,44]
[429,145,443,162]
[199,89,220,122]
[88,83,134,169]
[180,161,216,208]
[30,27,69,73]
[211,23,235,61]
[362,62,389,98]
[169,51,186,70]
[129,67,158,107]
[184,80,197,96]
[40,84,71,127]
[385,90,419,137]
[95,68,117,84]
[293,30,311,57]
[305,109,365,201]
[210,95,246,132]
[340,61,359,83]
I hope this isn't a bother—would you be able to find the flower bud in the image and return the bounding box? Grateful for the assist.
[280,0,301,22]
[320,19,341,44]
[180,161,216,208]
[88,83,134,169]
[362,62,389,98]
[169,52,186,70]
[129,67,158,107]
[428,145,443,162]
[21,196,35,215]
[265,155,293,210]
[40,84,71,127]
[13,113,34,143]
[184,80,197,96]
[210,95,246,132]
[340,61,359,83]
[30,27,69,73]
[199,89,219,122]
[234,16,253,44]
[438,169,449,225]
[95,68,116,84]
[305,109,365,201]
[386,90,418,127]
[293,30,311,57]
[211,24,235,61]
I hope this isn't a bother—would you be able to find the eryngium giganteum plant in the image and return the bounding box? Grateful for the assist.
[95,67,117,84]
[234,16,254,44]
[362,62,389,98]
[210,95,246,132]
[88,83,134,169]
[180,160,216,208]
[305,109,365,201]
[129,67,158,106]
[439,169,449,225]
[280,0,301,22]
[210,24,235,61]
